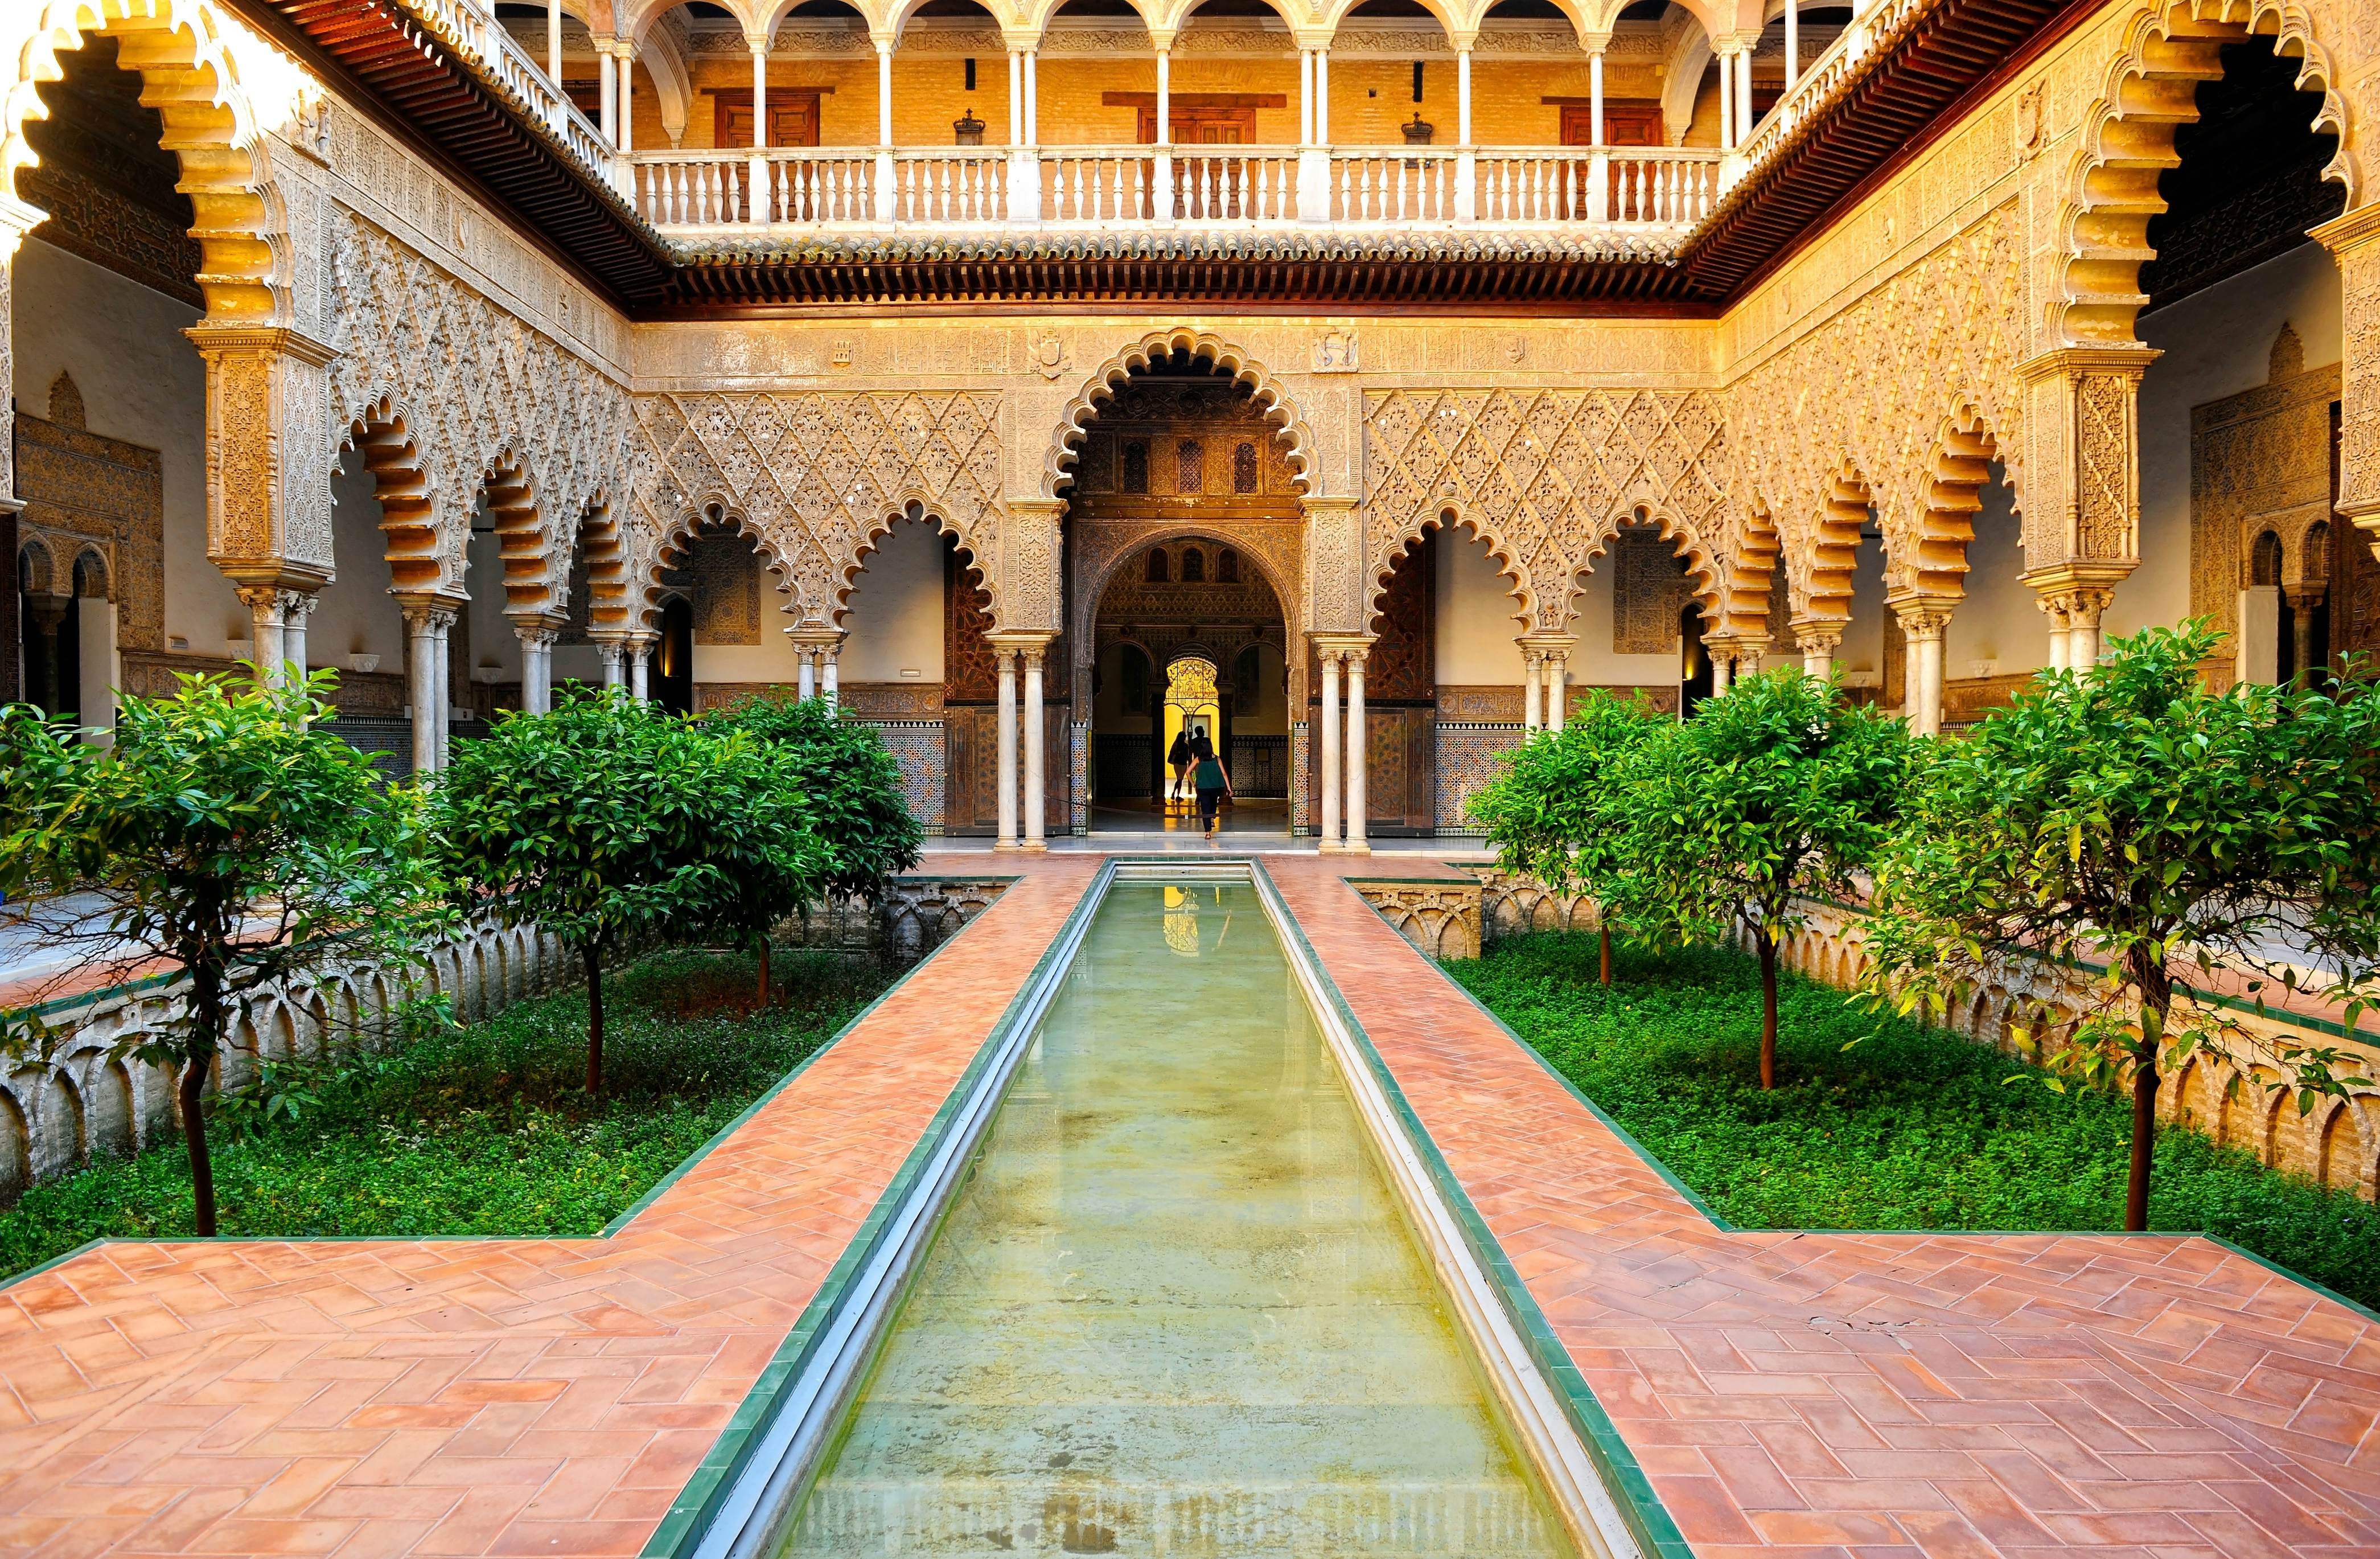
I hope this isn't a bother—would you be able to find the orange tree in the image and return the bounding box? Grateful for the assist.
[1466,690,1668,984]
[0,670,447,1234]
[434,690,829,1090]
[1605,669,1916,1089]
[1862,622,2380,1230]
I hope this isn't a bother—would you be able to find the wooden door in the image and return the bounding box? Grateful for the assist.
[1364,706,1436,834]
[713,91,821,149]
[1134,105,1258,144]
[944,705,1000,835]
[1560,100,1664,146]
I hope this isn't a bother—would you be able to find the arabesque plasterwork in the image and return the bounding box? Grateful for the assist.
[326,212,634,609]
[1362,388,1730,634]
[630,390,1006,629]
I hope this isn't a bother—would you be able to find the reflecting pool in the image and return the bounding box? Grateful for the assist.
[775,880,1575,1557]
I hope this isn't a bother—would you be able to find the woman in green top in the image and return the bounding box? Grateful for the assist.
[1189,734,1232,838]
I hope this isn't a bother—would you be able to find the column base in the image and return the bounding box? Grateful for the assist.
[1317,839,1345,854]
[1342,841,1373,855]
[994,838,1024,851]
[1021,839,1049,852]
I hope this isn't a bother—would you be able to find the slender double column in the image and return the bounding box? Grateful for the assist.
[1791,622,1840,679]
[1892,601,1950,736]
[1519,634,1573,733]
[988,631,1055,850]
[515,620,560,715]
[1310,635,1373,854]
[401,600,458,777]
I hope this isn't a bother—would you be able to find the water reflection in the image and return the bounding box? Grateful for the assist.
[774,882,1573,1559]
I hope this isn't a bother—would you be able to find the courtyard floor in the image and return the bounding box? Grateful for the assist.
[0,852,2372,1557]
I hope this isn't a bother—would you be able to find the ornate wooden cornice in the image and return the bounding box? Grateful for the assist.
[221,0,678,309]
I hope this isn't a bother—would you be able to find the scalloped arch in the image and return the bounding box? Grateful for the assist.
[635,498,801,632]
[10,0,293,325]
[1363,502,1534,633]
[1791,459,1876,629]
[1565,502,1725,631]
[1903,403,2007,604]
[2055,0,2355,348]
[339,396,443,596]
[829,497,997,629]
[1044,329,1316,500]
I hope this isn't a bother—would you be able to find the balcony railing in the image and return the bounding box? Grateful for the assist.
[396,0,616,184]
[624,145,1724,239]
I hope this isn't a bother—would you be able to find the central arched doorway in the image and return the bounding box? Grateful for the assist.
[1087,537,1290,834]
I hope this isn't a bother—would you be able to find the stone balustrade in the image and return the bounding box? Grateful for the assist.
[626,144,1722,240]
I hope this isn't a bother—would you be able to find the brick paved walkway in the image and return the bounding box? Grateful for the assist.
[1266,855,2380,1559]
[0,851,2371,1557]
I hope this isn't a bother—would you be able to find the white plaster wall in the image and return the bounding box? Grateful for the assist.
[1561,563,1682,687]
[10,239,231,653]
[692,629,804,684]
[2130,241,2344,640]
[1233,640,1288,733]
[1943,469,2049,673]
[1434,529,1526,683]
[553,642,606,687]
[1843,533,1888,682]
[463,527,523,683]
[840,520,946,683]
[313,449,407,670]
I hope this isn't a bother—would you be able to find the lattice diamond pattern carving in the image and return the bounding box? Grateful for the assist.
[632,391,1005,625]
[1366,388,1731,630]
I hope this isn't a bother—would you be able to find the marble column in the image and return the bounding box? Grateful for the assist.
[2287,584,2326,680]
[1894,602,1950,736]
[402,602,453,777]
[1521,647,1542,732]
[237,586,286,683]
[1023,645,1047,851]
[822,643,840,706]
[1794,625,1840,679]
[281,591,316,682]
[1545,648,1568,731]
[1317,648,1341,851]
[630,636,651,702]
[599,641,626,688]
[1711,650,1733,695]
[516,622,558,714]
[995,646,1020,850]
[796,646,817,700]
[1343,647,1370,856]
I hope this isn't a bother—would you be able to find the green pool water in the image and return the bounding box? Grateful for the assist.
[774,880,1577,1558]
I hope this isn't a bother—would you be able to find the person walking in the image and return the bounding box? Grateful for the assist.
[1190,733,1233,839]
[1166,727,1193,806]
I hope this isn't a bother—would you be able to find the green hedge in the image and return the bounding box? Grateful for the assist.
[0,947,887,1281]
[1451,932,2380,1311]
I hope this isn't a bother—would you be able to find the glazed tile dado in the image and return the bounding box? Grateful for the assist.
[0,851,2374,1558]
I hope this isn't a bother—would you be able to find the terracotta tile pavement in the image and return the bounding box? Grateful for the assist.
[1264,854,2380,1559]
[0,855,1101,1558]
[2,849,2375,1557]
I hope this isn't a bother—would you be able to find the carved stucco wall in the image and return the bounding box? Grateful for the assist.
[1363,387,1731,634]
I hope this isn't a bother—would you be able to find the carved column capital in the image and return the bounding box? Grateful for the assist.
[2015,345,2159,580]
[1886,598,1952,642]
[1789,617,1843,655]
[184,326,342,583]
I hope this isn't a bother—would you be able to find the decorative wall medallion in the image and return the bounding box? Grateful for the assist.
[831,340,854,368]
[1033,334,1068,380]
[1314,329,1360,373]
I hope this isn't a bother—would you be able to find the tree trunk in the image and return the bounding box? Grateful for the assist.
[1598,923,1612,987]
[183,959,223,1236]
[178,1053,216,1237]
[758,936,772,1005]
[583,941,605,1096]
[2125,955,2171,1233]
[1757,931,1779,1091]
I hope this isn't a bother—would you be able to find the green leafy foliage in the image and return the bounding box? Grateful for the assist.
[0,668,449,1234]
[1864,622,2380,1228]
[1468,691,1667,983]
[0,947,886,1278]
[1604,670,1917,1087]
[1455,934,2380,1310]
[709,693,923,902]
[433,690,832,1089]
